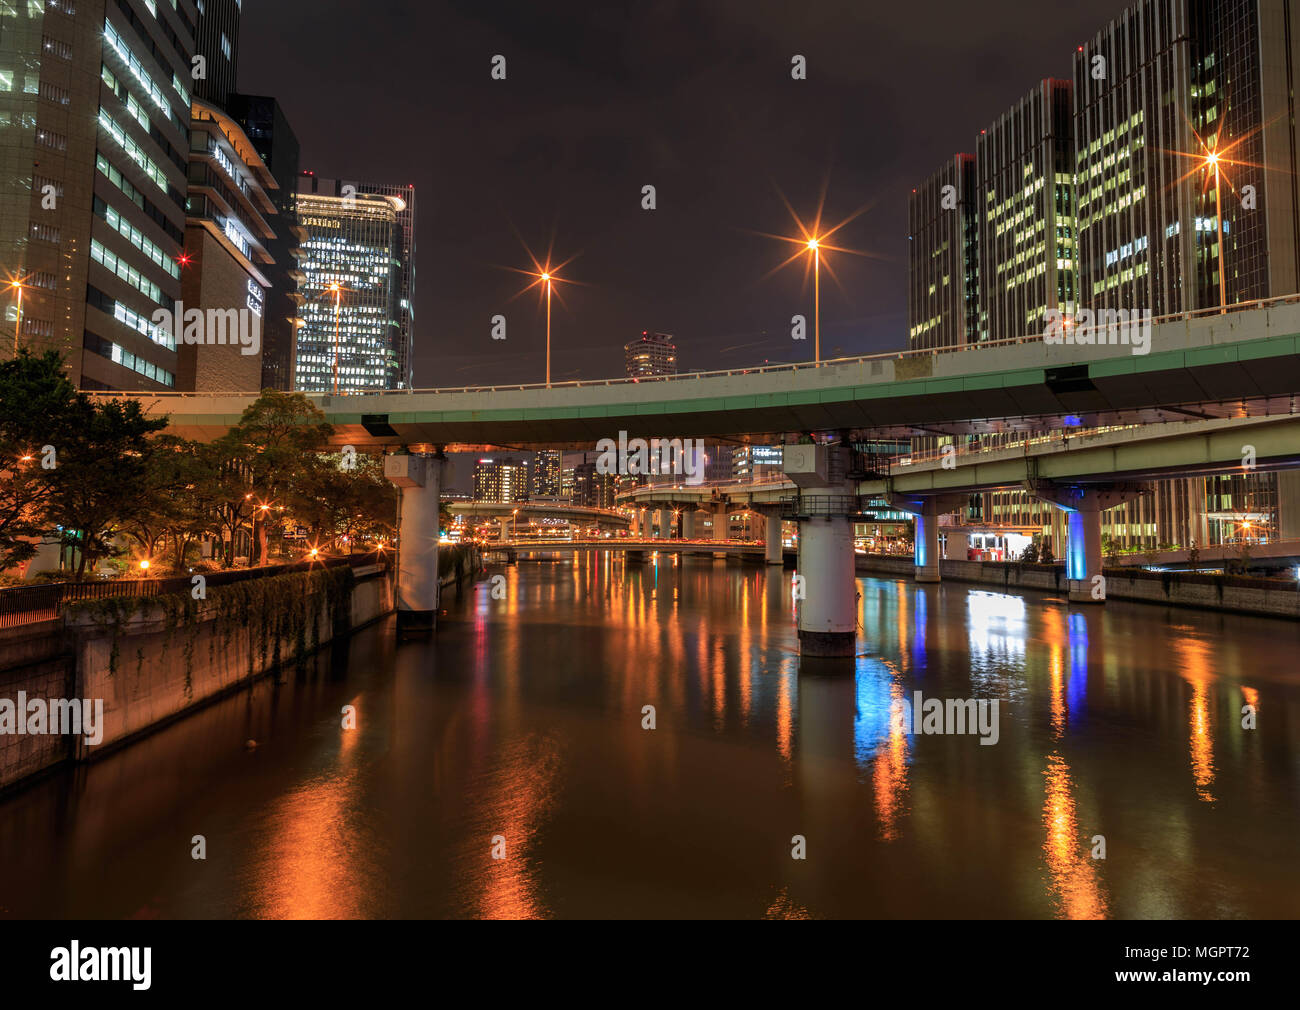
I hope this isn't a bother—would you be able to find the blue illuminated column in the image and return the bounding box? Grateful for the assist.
[914,499,947,583]
[1065,503,1104,604]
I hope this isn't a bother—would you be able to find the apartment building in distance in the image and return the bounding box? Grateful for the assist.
[624,331,677,377]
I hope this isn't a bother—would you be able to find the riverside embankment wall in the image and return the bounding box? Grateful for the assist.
[854,555,1300,619]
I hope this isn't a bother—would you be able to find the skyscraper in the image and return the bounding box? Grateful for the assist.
[1073,0,1300,314]
[624,331,677,377]
[908,153,979,349]
[977,79,1077,340]
[1,0,197,389]
[229,94,302,391]
[340,179,416,388]
[295,174,405,392]
[532,449,562,498]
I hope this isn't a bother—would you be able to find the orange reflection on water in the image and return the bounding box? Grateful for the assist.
[1041,752,1108,919]
[1049,646,1066,740]
[776,670,793,767]
[249,767,366,919]
[873,679,911,840]
[763,885,812,919]
[474,733,562,920]
[1175,639,1216,803]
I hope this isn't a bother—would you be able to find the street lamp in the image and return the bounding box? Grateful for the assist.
[541,271,552,387]
[9,278,25,356]
[1205,150,1227,314]
[326,282,343,393]
[806,237,821,363]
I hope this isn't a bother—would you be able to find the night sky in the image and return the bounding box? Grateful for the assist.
[239,1,1111,388]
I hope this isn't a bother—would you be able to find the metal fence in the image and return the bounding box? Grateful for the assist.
[0,553,384,631]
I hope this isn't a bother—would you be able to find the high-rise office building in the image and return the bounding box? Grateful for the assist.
[191,0,239,110]
[1073,0,1300,314]
[624,331,677,377]
[229,94,302,391]
[339,178,415,388]
[2,0,198,389]
[977,79,1077,340]
[474,457,529,503]
[908,153,980,349]
[532,449,562,498]
[295,174,405,392]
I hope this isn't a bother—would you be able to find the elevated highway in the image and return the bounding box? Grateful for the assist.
[87,297,1300,449]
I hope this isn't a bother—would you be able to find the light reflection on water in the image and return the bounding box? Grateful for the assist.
[0,552,1297,919]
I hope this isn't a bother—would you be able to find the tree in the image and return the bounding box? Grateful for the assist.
[1039,539,1055,565]
[44,397,169,577]
[287,451,396,552]
[226,390,332,565]
[1020,540,1039,564]
[0,350,81,570]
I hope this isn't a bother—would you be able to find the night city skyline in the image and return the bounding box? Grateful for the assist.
[0,0,1296,971]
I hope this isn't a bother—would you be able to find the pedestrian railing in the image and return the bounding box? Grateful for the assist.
[0,552,386,631]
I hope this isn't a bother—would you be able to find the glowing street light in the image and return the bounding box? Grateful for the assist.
[754,185,876,366]
[9,277,25,356]
[326,282,343,393]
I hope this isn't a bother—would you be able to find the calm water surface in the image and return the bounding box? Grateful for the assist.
[1,554,1298,919]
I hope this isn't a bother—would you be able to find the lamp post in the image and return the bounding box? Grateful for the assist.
[806,238,821,363]
[327,282,342,393]
[542,272,552,386]
[10,279,24,356]
[1206,151,1227,314]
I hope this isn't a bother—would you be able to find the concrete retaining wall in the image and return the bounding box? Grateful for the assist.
[1,565,394,792]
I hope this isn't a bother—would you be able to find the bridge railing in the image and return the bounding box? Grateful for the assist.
[80,293,1300,401]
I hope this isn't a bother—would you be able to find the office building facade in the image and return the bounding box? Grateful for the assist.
[977,78,1078,341]
[2,0,198,389]
[908,153,980,349]
[229,94,303,391]
[295,175,404,392]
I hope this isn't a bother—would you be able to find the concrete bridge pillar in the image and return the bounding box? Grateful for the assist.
[884,492,966,584]
[1026,482,1146,604]
[796,515,857,657]
[657,508,672,539]
[680,509,697,539]
[764,514,783,565]
[384,452,443,633]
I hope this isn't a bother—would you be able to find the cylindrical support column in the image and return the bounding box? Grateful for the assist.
[796,516,857,657]
[712,505,728,540]
[385,453,442,633]
[1067,507,1105,603]
[764,514,783,564]
[657,508,671,539]
[681,509,697,539]
[914,505,942,583]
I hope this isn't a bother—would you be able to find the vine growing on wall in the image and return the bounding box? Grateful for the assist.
[69,567,357,687]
